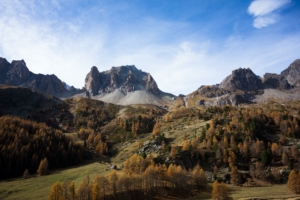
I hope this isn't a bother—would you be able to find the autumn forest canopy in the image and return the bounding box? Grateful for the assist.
[1,94,300,199]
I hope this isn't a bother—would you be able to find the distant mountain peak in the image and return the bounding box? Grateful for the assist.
[219,67,262,91]
[85,65,160,96]
[0,57,81,97]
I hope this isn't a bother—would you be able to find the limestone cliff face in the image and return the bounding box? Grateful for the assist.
[0,57,80,97]
[145,73,160,95]
[220,68,263,91]
[84,65,160,96]
[262,73,291,90]
[85,66,100,96]
[281,59,300,88]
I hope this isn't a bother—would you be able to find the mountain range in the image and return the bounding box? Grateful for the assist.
[0,58,80,98]
[1,56,300,107]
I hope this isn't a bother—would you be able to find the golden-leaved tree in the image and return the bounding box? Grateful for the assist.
[287,170,300,194]
[37,158,49,176]
[191,165,207,191]
[152,122,161,136]
[49,181,62,200]
[212,181,230,200]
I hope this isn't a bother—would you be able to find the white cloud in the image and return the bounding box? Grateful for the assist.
[248,0,290,17]
[0,0,107,88]
[248,0,290,28]
[253,14,278,28]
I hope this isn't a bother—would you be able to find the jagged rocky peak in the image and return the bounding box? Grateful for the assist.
[85,66,100,96]
[0,58,10,72]
[84,65,160,96]
[6,60,30,85]
[220,68,262,91]
[281,59,300,88]
[0,57,80,97]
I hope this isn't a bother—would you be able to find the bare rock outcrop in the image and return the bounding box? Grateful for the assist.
[263,73,291,90]
[85,66,100,96]
[220,68,263,91]
[213,94,250,106]
[196,85,229,98]
[281,59,300,88]
[145,73,160,95]
[84,65,160,96]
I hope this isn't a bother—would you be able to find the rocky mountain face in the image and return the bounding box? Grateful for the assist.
[195,85,229,98]
[0,57,80,97]
[280,59,300,88]
[220,68,263,91]
[262,73,291,90]
[186,59,300,107]
[84,65,160,97]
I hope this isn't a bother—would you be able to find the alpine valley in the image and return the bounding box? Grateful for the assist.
[1,57,300,200]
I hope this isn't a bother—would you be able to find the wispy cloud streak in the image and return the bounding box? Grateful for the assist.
[248,0,291,28]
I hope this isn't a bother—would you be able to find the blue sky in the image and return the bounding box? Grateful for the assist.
[0,0,300,95]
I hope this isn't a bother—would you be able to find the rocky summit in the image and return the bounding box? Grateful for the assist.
[219,68,263,91]
[185,59,300,107]
[0,57,80,97]
[85,65,159,96]
[1,56,300,107]
[83,65,173,105]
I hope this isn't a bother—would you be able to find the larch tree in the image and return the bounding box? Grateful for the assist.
[191,165,207,191]
[61,181,69,200]
[166,164,177,188]
[23,169,29,179]
[108,170,119,196]
[152,122,161,136]
[282,152,289,166]
[49,181,63,200]
[169,146,177,160]
[91,182,101,200]
[287,170,300,194]
[93,175,108,197]
[37,157,49,176]
[271,143,280,159]
[291,145,299,161]
[230,135,237,151]
[69,181,76,200]
[255,162,266,181]
[224,137,229,149]
[279,135,286,145]
[230,166,240,185]
[212,181,230,200]
[77,178,91,200]
[182,140,189,151]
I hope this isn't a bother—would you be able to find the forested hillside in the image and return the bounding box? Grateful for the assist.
[0,116,87,179]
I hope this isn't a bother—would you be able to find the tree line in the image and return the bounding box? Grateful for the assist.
[49,154,208,200]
